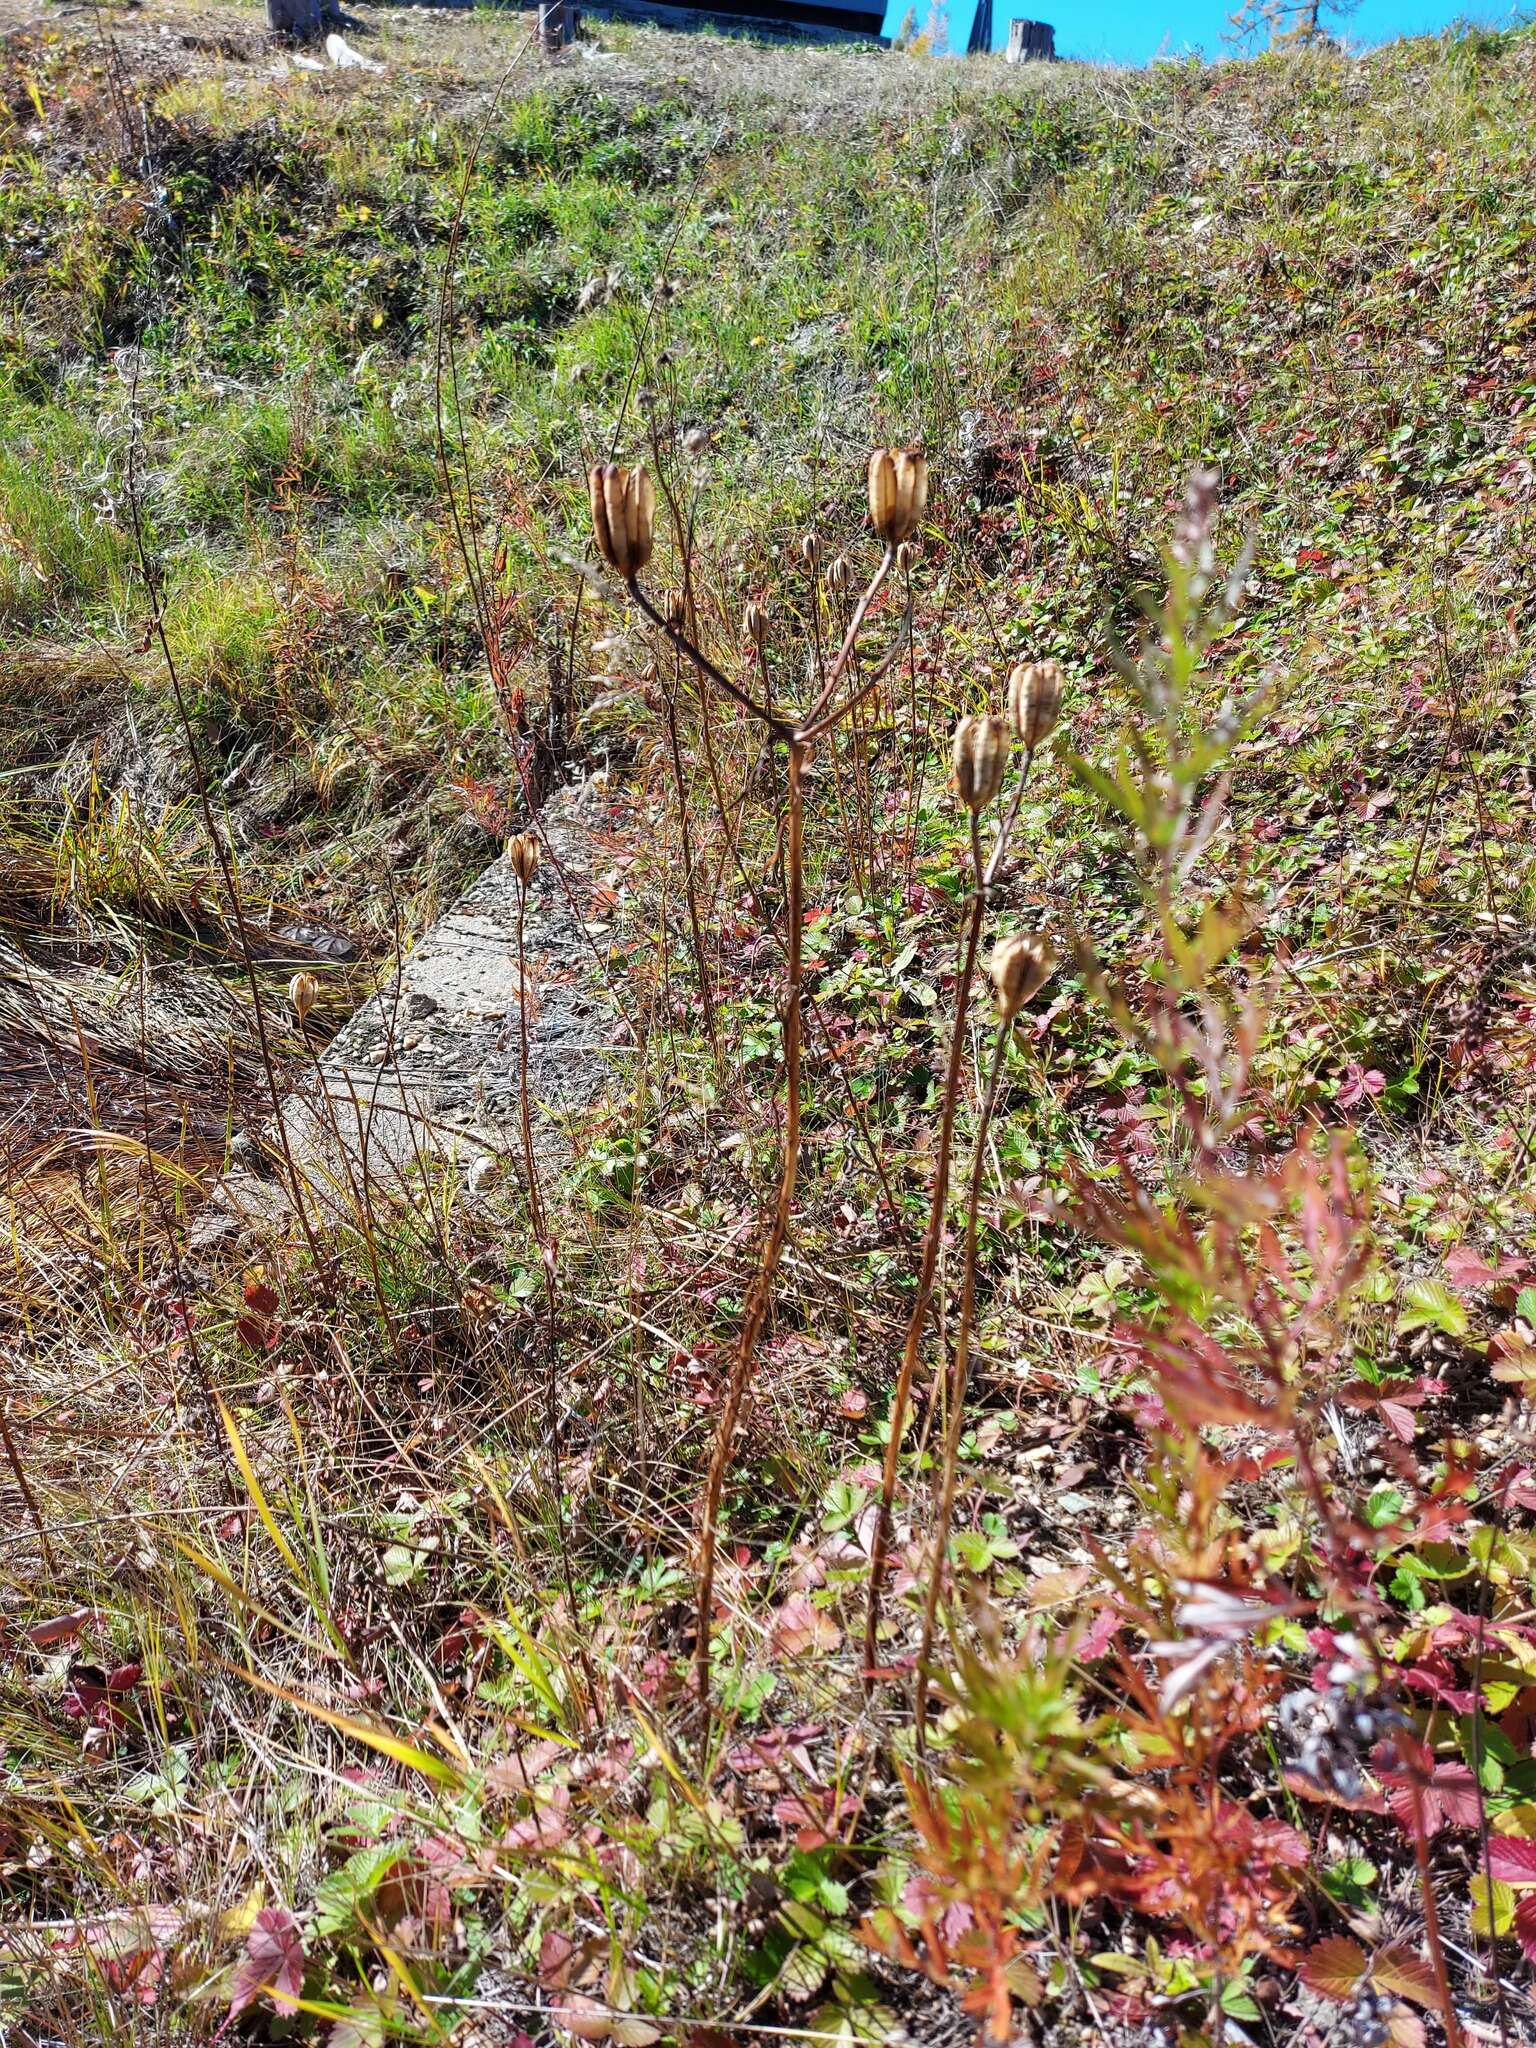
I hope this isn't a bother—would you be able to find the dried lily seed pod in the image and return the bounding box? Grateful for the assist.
[800,533,821,569]
[866,448,928,546]
[743,601,769,647]
[990,933,1055,1020]
[895,539,920,576]
[1007,658,1065,750]
[952,714,1009,813]
[587,463,656,578]
[505,833,540,889]
[288,971,318,1026]
[663,588,687,629]
[826,554,852,596]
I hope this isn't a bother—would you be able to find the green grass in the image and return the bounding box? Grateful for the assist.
[3,4,1536,2042]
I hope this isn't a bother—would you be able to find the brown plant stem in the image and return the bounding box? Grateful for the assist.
[694,738,807,1716]
[863,748,1037,1692]
[863,813,988,1690]
[513,874,596,1716]
[660,651,723,1072]
[912,1015,1015,1747]
[1407,1766,1465,2048]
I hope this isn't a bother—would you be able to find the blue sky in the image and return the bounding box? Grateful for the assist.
[880,0,1528,68]
[1051,0,1526,65]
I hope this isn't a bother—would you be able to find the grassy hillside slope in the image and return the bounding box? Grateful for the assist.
[2,6,1535,2042]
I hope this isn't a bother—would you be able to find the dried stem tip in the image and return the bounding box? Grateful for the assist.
[866,448,928,547]
[505,833,540,889]
[288,971,318,1026]
[990,933,1054,1020]
[952,714,1010,813]
[743,600,769,647]
[588,463,656,578]
[1007,658,1065,751]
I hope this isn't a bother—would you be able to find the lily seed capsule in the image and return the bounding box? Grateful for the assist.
[505,833,539,889]
[663,588,687,629]
[951,714,1010,813]
[1007,659,1065,751]
[866,448,929,547]
[587,463,656,578]
[826,554,852,596]
[990,933,1055,1020]
[895,539,920,576]
[800,533,821,569]
[288,971,318,1026]
[743,600,769,647]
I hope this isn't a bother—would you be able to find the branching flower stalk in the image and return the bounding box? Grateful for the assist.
[864,662,1065,1692]
[589,447,924,1715]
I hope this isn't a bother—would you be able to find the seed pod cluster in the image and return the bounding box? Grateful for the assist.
[505,833,539,889]
[588,463,656,578]
[951,714,1009,814]
[288,971,318,1026]
[1007,658,1065,751]
[989,933,1054,1020]
[866,449,928,546]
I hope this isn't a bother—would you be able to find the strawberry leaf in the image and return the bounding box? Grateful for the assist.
[1297,1935,1366,2001]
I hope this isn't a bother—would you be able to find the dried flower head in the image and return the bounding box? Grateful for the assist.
[505,833,539,889]
[588,463,656,578]
[287,971,318,1026]
[800,533,821,570]
[826,554,852,596]
[867,448,928,546]
[951,714,1009,813]
[1006,659,1065,750]
[743,600,769,647]
[989,933,1054,1020]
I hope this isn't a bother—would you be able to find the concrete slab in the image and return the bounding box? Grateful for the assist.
[210,779,633,1232]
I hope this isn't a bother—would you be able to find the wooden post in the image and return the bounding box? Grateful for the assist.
[538,0,576,50]
[268,0,322,39]
[1005,16,1055,59]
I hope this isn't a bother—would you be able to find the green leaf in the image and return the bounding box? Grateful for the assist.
[1396,1278,1469,1340]
[312,1842,407,1938]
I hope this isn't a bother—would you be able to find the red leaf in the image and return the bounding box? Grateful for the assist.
[1383,1760,1481,1835]
[243,1278,280,1316]
[229,1906,305,2017]
[26,1609,97,1650]
[1487,1835,1536,1884]
[1514,1892,1536,1963]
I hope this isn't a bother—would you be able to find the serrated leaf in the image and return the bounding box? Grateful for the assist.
[1373,1942,1437,2008]
[1297,1935,1366,2000]
[1469,1874,1515,1938]
[312,1842,407,1937]
[1397,1278,1468,1340]
[1487,1834,1536,1883]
